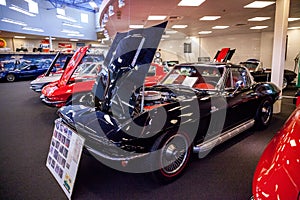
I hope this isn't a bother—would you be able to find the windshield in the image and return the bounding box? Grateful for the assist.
[242,62,258,71]
[161,65,224,89]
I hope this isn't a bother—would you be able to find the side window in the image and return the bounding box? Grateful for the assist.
[30,65,38,70]
[225,67,251,89]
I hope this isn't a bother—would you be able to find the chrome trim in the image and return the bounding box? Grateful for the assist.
[193,119,255,153]
[40,94,66,106]
[85,146,149,161]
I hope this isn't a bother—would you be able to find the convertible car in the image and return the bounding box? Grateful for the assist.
[240,59,296,89]
[252,105,300,200]
[30,52,72,92]
[55,22,280,183]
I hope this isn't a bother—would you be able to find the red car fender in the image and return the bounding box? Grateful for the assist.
[252,106,300,199]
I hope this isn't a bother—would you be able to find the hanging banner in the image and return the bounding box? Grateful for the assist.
[46,119,85,199]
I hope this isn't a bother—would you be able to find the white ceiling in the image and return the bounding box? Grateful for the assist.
[101,0,300,40]
[1,0,299,41]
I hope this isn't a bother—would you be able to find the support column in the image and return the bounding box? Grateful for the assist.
[271,0,290,113]
[49,36,53,51]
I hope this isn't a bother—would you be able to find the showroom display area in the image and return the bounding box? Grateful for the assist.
[0,80,296,199]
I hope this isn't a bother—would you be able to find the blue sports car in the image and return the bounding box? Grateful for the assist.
[0,64,49,82]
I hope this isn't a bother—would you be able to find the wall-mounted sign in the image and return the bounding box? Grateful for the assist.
[0,38,7,48]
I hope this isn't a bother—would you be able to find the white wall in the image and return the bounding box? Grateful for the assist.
[158,29,300,72]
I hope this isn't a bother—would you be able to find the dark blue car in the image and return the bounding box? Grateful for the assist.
[0,64,49,82]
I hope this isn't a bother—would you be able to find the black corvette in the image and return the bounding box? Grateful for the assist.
[240,58,296,89]
[56,22,280,183]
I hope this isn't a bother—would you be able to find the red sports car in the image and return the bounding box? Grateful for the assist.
[41,46,167,108]
[40,46,103,107]
[252,105,300,200]
[144,62,169,87]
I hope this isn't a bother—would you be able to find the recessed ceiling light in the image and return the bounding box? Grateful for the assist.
[129,24,144,29]
[244,1,275,8]
[147,15,167,20]
[250,26,268,29]
[288,18,300,22]
[1,18,27,26]
[178,0,206,6]
[212,26,229,29]
[171,25,188,29]
[162,35,170,38]
[23,27,44,32]
[199,16,221,21]
[9,4,36,17]
[198,31,212,34]
[165,30,178,34]
[288,26,300,30]
[14,36,26,39]
[45,37,56,40]
[248,17,271,21]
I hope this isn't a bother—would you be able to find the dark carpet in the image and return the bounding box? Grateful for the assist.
[0,81,296,200]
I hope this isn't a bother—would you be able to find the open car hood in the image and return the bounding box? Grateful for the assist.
[58,46,89,87]
[92,21,167,120]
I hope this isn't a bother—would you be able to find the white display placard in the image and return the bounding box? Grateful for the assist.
[46,119,85,199]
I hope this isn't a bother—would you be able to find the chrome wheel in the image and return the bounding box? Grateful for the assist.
[6,74,15,82]
[255,98,273,129]
[159,134,190,176]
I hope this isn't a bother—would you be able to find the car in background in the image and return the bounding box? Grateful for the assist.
[0,63,50,82]
[252,105,300,200]
[144,62,169,86]
[40,46,103,108]
[240,59,297,89]
[30,52,72,92]
[56,23,280,183]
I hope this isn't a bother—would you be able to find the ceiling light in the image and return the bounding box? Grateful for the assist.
[56,8,65,16]
[199,16,221,21]
[212,26,229,29]
[162,35,170,38]
[70,39,79,41]
[288,18,300,22]
[61,29,80,34]
[129,24,144,29]
[63,23,83,29]
[250,26,268,29]
[0,0,6,6]
[178,0,206,6]
[67,33,84,37]
[147,15,167,20]
[14,36,26,39]
[198,31,212,34]
[1,18,27,26]
[248,17,271,21]
[165,30,178,34]
[56,14,77,22]
[288,26,300,30]
[244,1,275,8]
[89,0,98,9]
[9,4,36,16]
[171,25,188,29]
[23,27,44,32]
[45,37,56,40]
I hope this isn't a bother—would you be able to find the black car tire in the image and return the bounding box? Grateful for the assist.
[148,131,192,184]
[6,74,15,82]
[255,97,273,129]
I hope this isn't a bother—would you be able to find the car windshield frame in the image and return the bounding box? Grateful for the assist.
[160,64,225,90]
